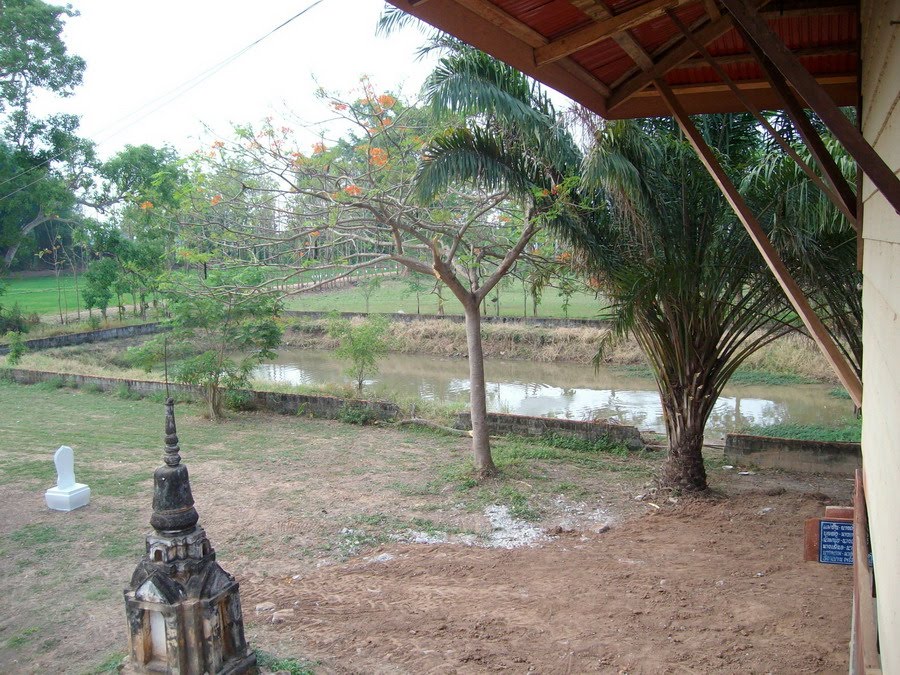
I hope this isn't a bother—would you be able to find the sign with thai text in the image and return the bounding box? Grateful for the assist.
[819,519,854,565]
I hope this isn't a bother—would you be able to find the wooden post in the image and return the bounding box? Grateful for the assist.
[721,0,900,217]
[654,78,863,406]
[852,470,882,673]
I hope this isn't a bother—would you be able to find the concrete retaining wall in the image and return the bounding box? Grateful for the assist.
[283,310,608,329]
[4,368,643,447]
[724,433,861,475]
[2,368,399,421]
[453,411,643,450]
[0,323,166,356]
[0,312,606,359]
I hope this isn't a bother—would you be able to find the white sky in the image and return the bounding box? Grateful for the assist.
[34,0,440,158]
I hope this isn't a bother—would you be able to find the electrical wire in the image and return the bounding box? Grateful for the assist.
[0,0,328,203]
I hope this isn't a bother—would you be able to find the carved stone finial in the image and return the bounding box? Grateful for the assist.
[150,399,198,533]
[164,397,181,467]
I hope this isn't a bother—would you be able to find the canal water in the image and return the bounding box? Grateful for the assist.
[252,349,851,437]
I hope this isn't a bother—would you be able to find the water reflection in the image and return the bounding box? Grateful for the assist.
[253,349,850,436]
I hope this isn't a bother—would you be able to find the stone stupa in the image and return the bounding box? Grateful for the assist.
[122,397,256,674]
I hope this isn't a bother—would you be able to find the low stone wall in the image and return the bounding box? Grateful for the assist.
[453,411,643,450]
[0,322,166,356]
[724,433,861,475]
[5,367,643,447]
[283,310,607,329]
[2,368,399,421]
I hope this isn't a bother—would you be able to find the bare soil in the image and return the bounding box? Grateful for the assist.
[0,387,852,674]
[243,484,852,674]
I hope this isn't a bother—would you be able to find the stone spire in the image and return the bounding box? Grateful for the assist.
[150,398,199,533]
[123,398,256,674]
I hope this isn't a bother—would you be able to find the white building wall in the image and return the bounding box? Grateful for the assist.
[860,0,900,671]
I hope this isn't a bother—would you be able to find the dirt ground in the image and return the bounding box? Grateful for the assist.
[0,385,854,674]
[243,482,853,674]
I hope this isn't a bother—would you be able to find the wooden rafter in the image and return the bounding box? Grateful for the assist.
[451,0,612,98]
[722,0,900,216]
[740,31,860,229]
[654,78,863,406]
[570,0,655,70]
[668,9,858,228]
[607,12,735,111]
[678,43,858,69]
[534,0,690,66]
[604,0,859,113]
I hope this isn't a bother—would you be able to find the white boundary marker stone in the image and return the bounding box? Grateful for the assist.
[45,446,91,511]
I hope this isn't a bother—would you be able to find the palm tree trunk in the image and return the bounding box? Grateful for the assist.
[463,300,497,478]
[660,392,708,491]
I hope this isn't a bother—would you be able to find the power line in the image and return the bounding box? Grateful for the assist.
[0,0,328,203]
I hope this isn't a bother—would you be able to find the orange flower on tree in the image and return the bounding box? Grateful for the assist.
[377,94,396,109]
[140,201,154,210]
[343,184,362,197]
[312,142,326,154]
[210,194,223,206]
[332,102,348,111]
[369,147,388,167]
[382,117,393,127]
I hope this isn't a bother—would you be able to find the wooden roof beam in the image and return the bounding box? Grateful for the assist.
[606,0,775,112]
[668,9,858,228]
[722,0,900,216]
[678,43,858,68]
[534,0,692,67]
[655,77,863,406]
[569,0,655,69]
[450,0,612,97]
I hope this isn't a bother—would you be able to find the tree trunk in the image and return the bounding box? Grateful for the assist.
[207,385,224,420]
[463,301,497,478]
[660,394,708,491]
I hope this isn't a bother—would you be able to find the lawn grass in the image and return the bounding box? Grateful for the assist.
[286,278,607,320]
[2,274,82,317]
[0,378,657,673]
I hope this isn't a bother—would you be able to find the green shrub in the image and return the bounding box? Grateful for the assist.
[0,303,28,334]
[224,389,256,411]
[254,650,315,675]
[5,331,26,365]
[337,404,378,425]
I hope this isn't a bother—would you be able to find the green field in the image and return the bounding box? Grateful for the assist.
[3,273,606,321]
[1,274,82,316]
[286,278,607,319]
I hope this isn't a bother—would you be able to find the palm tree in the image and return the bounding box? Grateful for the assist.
[415,44,582,477]
[744,138,861,379]
[568,115,795,491]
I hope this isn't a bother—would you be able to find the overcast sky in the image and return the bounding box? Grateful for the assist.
[34,0,441,158]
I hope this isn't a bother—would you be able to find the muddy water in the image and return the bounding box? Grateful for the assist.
[252,348,852,437]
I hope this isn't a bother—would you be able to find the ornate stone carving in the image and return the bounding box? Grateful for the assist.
[122,398,256,674]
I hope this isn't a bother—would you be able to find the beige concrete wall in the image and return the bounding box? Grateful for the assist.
[860,0,900,670]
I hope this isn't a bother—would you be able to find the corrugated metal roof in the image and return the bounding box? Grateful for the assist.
[388,0,859,118]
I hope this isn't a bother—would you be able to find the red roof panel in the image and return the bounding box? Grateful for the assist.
[493,0,593,40]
